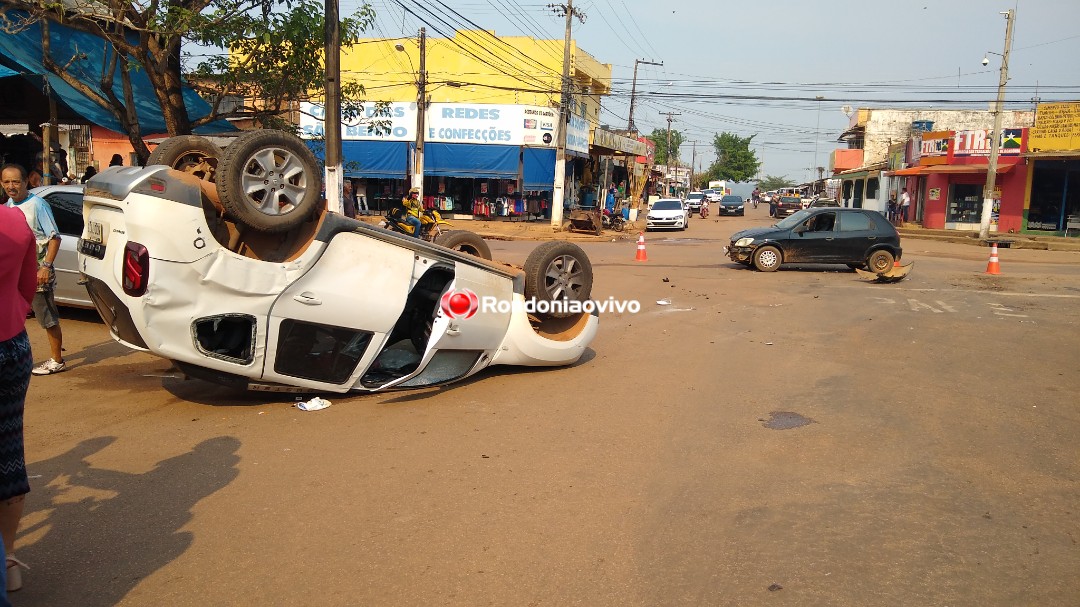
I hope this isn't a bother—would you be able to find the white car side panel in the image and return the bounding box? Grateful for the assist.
[490,294,598,367]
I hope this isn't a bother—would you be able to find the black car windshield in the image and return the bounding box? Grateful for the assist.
[775,209,812,229]
[721,195,742,202]
[652,200,683,210]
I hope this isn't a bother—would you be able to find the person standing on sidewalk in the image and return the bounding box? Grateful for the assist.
[0,202,38,594]
[900,188,911,224]
[2,163,66,375]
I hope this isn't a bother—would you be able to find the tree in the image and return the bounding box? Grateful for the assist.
[646,128,684,166]
[757,174,796,191]
[0,0,385,163]
[705,132,760,183]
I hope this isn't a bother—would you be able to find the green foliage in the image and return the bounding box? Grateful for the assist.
[757,174,797,191]
[646,128,684,166]
[705,132,760,183]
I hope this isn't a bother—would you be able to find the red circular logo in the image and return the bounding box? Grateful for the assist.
[440,288,478,319]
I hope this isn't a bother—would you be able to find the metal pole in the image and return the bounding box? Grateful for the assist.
[980,9,1014,240]
[690,141,696,191]
[414,27,427,196]
[324,0,343,214]
[550,0,576,229]
[813,95,824,185]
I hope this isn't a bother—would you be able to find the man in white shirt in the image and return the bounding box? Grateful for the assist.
[900,188,911,223]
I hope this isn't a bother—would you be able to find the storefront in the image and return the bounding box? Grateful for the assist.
[581,128,647,212]
[1024,102,1080,236]
[301,101,584,220]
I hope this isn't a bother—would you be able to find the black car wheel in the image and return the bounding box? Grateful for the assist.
[524,241,594,318]
[753,245,782,272]
[147,135,224,183]
[434,230,492,259]
[867,250,895,273]
[217,130,322,233]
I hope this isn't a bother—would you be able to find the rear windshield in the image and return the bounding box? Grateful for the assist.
[652,200,683,210]
[687,193,704,200]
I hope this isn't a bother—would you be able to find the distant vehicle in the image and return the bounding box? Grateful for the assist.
[646,198,690,231]
[685,191,705,213]
[807,198,841,208]
[30,184,94,308]
[772,196,803,218]
[717,195,745,216]
[703,189,724,203]
[760,190,776,204]
[724,208,903,273]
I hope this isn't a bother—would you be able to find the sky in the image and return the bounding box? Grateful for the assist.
[340,0,1080,184]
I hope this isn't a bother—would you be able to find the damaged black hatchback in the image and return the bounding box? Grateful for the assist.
[724,208,902,273]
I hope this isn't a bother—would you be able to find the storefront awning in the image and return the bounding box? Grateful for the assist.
[891,166,926,176]
[425,143,519,179]
[523,147,555,191]
[306,140,409,179]
[591,129,647,156]
[925,164,1014,175]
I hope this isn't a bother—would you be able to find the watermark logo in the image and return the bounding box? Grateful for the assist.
[440,288,479,319]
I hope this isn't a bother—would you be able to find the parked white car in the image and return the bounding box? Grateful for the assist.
[646,198,690,231]
[78,131,598,394]
[30,184,94,308]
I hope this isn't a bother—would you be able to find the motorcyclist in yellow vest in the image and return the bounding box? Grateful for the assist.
[401,187,423,238]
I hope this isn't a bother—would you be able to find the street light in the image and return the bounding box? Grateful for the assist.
[979,9,1014,240]
[397,29,427,196]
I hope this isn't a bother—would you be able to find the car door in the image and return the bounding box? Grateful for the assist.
[789,211,841,262]
[40,188,94,308]
[836,210,879,262]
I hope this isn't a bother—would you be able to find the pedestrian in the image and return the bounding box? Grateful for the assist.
[342,179,356,218]
[887,196,898,224]
[80,165,97,184]
[0,201,38,594]
[900,187,911,223]
[2,163,66,375]
[354,179,368,214]
[109,153,123,167]
[605,182,617,213]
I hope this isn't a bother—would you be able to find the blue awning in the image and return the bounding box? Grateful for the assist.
[0,12,231,134]
[523,147,555,191]
[425,143,519,179]
[307,140,409,179]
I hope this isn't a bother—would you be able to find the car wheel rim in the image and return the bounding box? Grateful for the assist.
[759,250,778,267]
[544,254,587,301]
[239,147,309,216]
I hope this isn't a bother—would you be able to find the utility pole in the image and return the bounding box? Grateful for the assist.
[980,9,1014,240]
[414,27,427,196]
[813,95,824,186]
[549,0,585,229]
[324,0,342,214]
[690,141,696,191]
[627,58,662,134]
[660,111,680,196]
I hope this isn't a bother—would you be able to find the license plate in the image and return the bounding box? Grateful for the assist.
[79,238,106,260]
[86,219,106,243]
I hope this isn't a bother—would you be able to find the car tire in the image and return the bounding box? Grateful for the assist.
[434,230,492,260]
[867,250,895,273]
[753,245,782,272]
[523,241,594,318]
[147,135,223,183]
[217,130,322,233]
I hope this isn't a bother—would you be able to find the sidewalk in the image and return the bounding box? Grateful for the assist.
[896,224,1080,252]
[356,214,629,242]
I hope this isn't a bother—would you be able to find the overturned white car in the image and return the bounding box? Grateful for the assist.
[77,131,597,393]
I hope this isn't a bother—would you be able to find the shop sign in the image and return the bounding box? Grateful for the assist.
[919,131,951,165]
[566,114,589,156]
[299,102,564,147]
[929,188,941,201]
[953,128,1023,156]
[887,142,905,170]
[592,129,647,155]
[1029,102,1080,152]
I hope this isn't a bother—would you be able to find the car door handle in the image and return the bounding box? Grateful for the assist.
[825,237,834,241]
[868,236,877,240]
[293,292,322,305]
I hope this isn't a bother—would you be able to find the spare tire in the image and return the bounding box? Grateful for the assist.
[216,130,322,233]
[434,230,492,260]
[523,241,593,318]
[147,135,223,182]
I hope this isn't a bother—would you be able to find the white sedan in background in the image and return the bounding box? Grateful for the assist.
[646,198,690,231]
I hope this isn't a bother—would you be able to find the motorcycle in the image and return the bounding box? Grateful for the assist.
[382,207,452,241]
[700,202,709,219]
[601,209,625,232]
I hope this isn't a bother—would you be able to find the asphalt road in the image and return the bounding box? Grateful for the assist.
[16,203,1080,606]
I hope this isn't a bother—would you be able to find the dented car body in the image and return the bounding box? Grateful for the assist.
[77,166,597,393]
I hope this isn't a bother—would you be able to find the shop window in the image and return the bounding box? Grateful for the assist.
[853,180,864,208]
[947,184,983,223]
[866,177,879,200]
[1028,160,1080,232]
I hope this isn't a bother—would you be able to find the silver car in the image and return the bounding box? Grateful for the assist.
[30,184,94,308]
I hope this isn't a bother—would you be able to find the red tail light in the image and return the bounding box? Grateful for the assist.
[122,241,150,297]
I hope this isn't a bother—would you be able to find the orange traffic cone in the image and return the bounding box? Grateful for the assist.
[985,242,1001,275]
[635,232,648,262]
[894,258,902,268]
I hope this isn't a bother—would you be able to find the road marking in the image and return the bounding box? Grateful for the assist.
[838,285,1080,299]
[908,299,946,313]
[989,303,1029,318]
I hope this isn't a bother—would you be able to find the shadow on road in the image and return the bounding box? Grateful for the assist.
[19,436,241,606]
